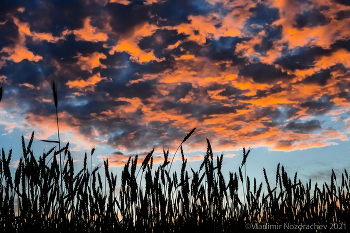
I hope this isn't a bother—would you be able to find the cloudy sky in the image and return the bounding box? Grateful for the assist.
[1,0,350,184]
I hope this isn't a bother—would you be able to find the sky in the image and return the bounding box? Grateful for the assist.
[1,0,350,187]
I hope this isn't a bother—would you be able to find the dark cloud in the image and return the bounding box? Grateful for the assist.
[160,100,238,120]
[255,106,299,127]
[98,79,158,100]
[0,0,23,21]
[258,107,285,121]
[206,82,224,91]
[294,9,330,29]
[113,151,124,156]
[79,125,94,137]
[25,34,109,66]
[138,29,188,59]
[302,69,332,86]
[201,104,238,116]
[150,0,212,27]
[239,62,293,84]
[130,59,176,77]
[206,36,247,64]
[99,51,127,67]
[275,139,294,149]
[167,82,194,101]
[245,3,280,33]
[301,64,347,86]
[0,61,50,87]
[218,85,247,99]
[335,10,350,20]
[16,0,92,36]
[334,0,350,6]
[283,119,322,134]
[241,127,270,137]
[0,18,19,49]
[175,40,204,57]
[331,39,350,52]
[337,91,350,102]
[106,121,183,151]
[275,46,333,71]
[107,2,151,36]
[306,168,347,183]
[254,25,282,55]
[255,85,285,98]
[300,95,334,115]
[63,98,129,121]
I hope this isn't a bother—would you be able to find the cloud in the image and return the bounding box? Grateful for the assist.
[10,160,20,168]
[66,73,108,91]
[107,1,151,35]
[283,119,322,134]
[98,149,165,167]
[75,52,107,72]
[334,0,350,6]
[275,46,333,71]
[300,95,335,116]
[0,75,7,83]
[73,17,109,42]
[239,62,294,84]
[0,16,67,63]
[1,44,42,63]
[10,16,64,43]
[109,23,162,63]
[4,123,15,134]
[109,0,130,5]
[293,9,330,29]
[335,10,350,20]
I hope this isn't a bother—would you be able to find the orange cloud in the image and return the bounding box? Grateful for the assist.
[4,123,15,134]
[24,111,98,151]
[109,23,162,63]
[0,17,69,63]
[19,83,38,90]
[73,17,109,42]
[174,13,244,45]
[244,91,296,107]
[143,0,165,4]
[98,153,165,167]
[17,7,25,13]
[269,0,350,51]
[1,42,42,63]
[315,49,350,70]
[13,17,65,43]
[10,160,20,168]
[109,0,130,5]
[75,52,107,72]
[225,153,236,158]
[66,73,107,91]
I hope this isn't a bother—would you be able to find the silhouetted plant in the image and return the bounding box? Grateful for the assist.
[0,129,349,232]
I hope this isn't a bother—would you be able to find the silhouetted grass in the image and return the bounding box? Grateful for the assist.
[0,130,349,232]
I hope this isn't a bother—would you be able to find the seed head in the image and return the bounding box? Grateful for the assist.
[51,78,58,108]
[0,85,3,102]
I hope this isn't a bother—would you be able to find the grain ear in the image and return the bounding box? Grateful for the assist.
[0,84,3,102]
[182,128,196,144]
